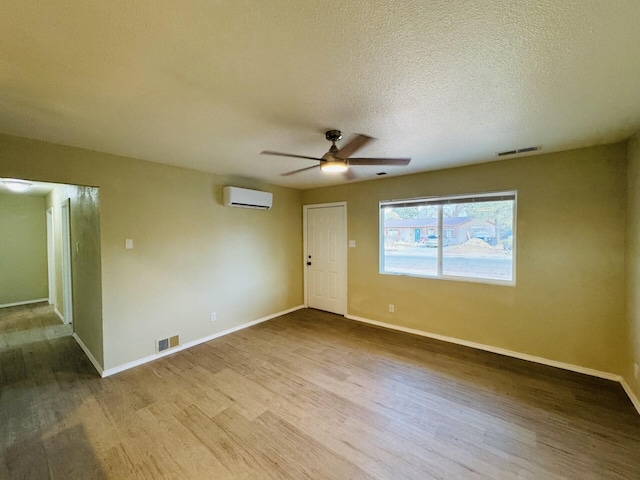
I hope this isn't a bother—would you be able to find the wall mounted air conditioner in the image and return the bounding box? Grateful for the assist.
[222,186,273,210]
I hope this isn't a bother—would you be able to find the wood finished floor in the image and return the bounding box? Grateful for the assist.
[1,307,639,479]
[0,303,71,350]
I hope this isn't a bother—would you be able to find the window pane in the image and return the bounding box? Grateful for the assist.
[382,205,438,276]
[442,200,514,281]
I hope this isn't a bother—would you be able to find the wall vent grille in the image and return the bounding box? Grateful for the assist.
[157,335,180,353]
[497,146,541,157]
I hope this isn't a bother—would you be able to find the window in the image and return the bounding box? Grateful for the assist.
[380,191,516,284]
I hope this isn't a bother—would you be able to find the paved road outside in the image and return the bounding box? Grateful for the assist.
[383,245,512,280]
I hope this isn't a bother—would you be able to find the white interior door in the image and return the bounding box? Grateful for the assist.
[305,204,346,315]
[61,199,73,325]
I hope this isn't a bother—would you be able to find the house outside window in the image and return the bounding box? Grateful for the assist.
[380,191,516,285]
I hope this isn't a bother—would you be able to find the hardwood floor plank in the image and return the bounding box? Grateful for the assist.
[208,368,275,420]
[136,401,235,479]
[43,423,106,479]
[2,306,640,479]
[176,404,278,479]
[2,439,52,480]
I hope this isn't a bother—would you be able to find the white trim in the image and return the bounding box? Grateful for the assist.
[620,378,640,415]
[0,298,48,309]
[346,314,640,415]
[302,202,348,314]
[101,305,305,378]
[381,189,518,206]
[54,307,64,322]
[46,208,55,305]
[72,332,104,376]
[345,315,640,414]
[60,199,73,325]
[345,314,620,381]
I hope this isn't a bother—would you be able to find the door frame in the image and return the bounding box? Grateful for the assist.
[60,199,73,325]
[46,207,55,305]
[302,201,347,315]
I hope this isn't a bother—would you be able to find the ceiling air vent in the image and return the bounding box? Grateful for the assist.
[497,146,541,157]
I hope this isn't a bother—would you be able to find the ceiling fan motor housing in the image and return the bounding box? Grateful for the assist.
[325,130,343,142]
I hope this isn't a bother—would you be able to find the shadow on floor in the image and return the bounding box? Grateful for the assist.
[0,302,72,350]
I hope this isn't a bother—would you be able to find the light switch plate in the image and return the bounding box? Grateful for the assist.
[349,240,356,247]
[125,239,134,249]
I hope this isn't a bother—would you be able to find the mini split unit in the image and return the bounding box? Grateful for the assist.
[223,186,273,210]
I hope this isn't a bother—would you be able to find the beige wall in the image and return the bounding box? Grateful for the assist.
[0,133,303,370]
[2,130,630,382]
[0,192,48,306]
[626,131,640,400]
[303,143,628,374]
[69,185,104,365]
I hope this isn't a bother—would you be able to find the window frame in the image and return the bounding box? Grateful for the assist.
[379,190,517,286]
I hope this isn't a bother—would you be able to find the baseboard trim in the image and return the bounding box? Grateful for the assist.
[72,333,104,376]
[54,308,64,323]
[620,378,640,415]
[101,305,305,378]
[345,313,640,415]
[0,298,48,309]
[346,314,621,381]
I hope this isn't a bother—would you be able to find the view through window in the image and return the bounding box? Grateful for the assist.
[380,192,516,283]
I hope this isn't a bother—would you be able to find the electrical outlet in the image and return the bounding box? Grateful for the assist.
[634,363,639,380]
[211,312,217,322]
[389,304,395,313]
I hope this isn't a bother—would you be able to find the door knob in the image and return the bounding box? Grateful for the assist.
[307,261,312,266]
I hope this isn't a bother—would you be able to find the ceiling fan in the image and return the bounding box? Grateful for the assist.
[261,130,411,178]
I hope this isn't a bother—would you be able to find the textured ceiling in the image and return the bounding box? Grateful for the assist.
[1,1,640,189]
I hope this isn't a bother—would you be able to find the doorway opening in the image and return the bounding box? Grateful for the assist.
[0,179,100,349]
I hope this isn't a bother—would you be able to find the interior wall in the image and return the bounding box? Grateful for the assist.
[0,133,303,371]
[69,185,104,365]
[626,131,640,400]
[0,192,48,306]
[303,143,627,375]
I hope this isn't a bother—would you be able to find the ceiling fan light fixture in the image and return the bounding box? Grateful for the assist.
[320,160,348,173]
[262,130,411,177]
[1,179,32,192]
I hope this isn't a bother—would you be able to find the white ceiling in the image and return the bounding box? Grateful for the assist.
[1,1,639,189]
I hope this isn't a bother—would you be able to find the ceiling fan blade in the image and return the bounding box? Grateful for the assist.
[348,158,411,166]
[261,151,322,161]
[343,168,357,181]
[280,165,319,176]
[335,134,374,159]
